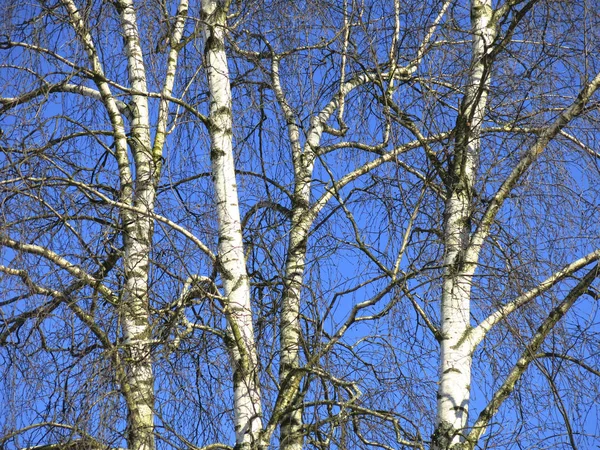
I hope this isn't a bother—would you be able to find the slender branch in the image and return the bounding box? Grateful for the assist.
[535,352,600,377]
[8,176,215,261]
[0,82,130,117]
[465,71,600,269]
[0,236,117,304]
[464,264,599,448]
[309,132,451,227]
[468,248,600,351]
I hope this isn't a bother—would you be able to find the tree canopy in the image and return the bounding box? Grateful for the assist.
[1,1,600,449]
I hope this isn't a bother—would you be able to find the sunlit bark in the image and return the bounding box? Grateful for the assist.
[2,1,600,449]
[201,1,263,447]
[433,1,495,447]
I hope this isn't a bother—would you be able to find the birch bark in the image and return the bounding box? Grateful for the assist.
[269,53,313,450]
[273,52,344,448]
[59,0,191,447]
[272,12,447,442]
[60,0,158,448]
[201,2,264,447]
[278,148,314,450]
[113,2,157,449]
[433,1,495,448]
[433,2,600,447]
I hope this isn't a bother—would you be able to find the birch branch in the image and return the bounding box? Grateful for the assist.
[6,176,215,262]
[465,71,600,270]
[152,0,189,167]
[308,132,451,226]
[464,264,600,448]
[468,248,600,351]
[0,236,117,304]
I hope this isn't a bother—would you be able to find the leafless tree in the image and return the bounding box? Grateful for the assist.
[2,1,600,450]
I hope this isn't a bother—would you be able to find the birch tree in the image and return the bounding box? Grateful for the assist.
[201,0,263,446]
[2,1,600,450]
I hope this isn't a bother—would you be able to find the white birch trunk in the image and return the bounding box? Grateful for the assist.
[60,2,155,448]
[276,93,324,450]
[201,2,263,447]
[273,54,367,449]
[115,2,156,449]
[279,164,313,450]
[434,1,495,448]
[61,0,158,448]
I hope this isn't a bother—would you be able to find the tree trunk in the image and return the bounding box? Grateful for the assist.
[201,2,263,447]
[434,1,495,448]
[279,165,312,450]
[116,1,156,449]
